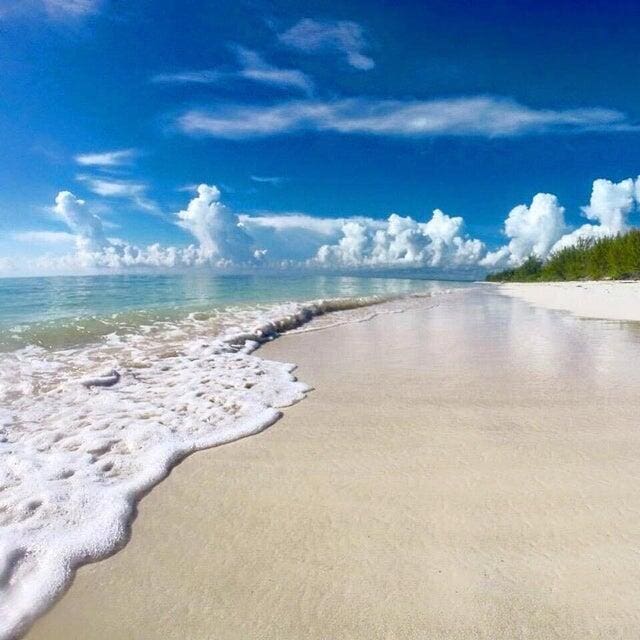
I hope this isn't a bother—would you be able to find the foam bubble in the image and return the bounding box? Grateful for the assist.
[0,291,451,638]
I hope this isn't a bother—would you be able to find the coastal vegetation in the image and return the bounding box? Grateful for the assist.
[486,230,640,282]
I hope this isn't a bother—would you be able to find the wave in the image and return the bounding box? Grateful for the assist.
[0,290,452,639]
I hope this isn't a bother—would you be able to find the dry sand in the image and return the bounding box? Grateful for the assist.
[27,288,640,639]
[499,280,640,322]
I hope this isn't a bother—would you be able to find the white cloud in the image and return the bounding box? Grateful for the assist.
[549,178,637,253]
[480,193,567,267]
[245,177,640,272]
[175,184,254,264]
[13,230,76,244]
[52,191,110,265]
[76,175,158,212]
[178,97,629,140]
[77,176,144,197]
[13,175,640,276]
[0,0,100,19]
[28,188,256,273]
[581,177,635,233]
[43,0,99,15]
[240,212,349,235]
[250,175,284,185]
[152,48,313,94]
[314,209,485,269]
[151,70,222,84]
[481,177,640,268]
[240,212,377,263]
[234,47,313,93]
[75,149,137,168]
[279,18,374,70]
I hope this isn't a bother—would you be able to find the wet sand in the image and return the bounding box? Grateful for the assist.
[27,288,640,639]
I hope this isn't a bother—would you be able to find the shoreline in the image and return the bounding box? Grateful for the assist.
[4,292,432,640]
[26,288,640,639]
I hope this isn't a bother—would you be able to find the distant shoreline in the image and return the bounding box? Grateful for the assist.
[486,230,640,283]
[496,280,640,322]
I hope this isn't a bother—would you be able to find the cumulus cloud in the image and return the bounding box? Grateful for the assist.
[152,48,313,94]
[175,184,254,264]
[549,178,636,253]
[257,176,640,271]
[49,191,146,270]
[482,177,640,268]
[13,176,640,276]
[26,190,487,274]
[53,191,109,256]
[480,193,567,267]
[178,97,630,140]
[27,187,257,274]
[279,18,374,70]
[314,209,485,269]
[583,177,636,232]
[75,149,137,168]
[239,212,383,263]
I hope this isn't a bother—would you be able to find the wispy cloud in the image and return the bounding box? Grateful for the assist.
[240,212,360,236]
[13,230,76,244]
[76,175,158,212]
[234,46,313,93]
[177,96,632,140]
[152,48,313,93]
[151,70,223,84]
[250,175,285,185]
[43,0,100,16]
[75,148,137,168]
[176,183,202,192]
[0,0,102,19]
[279,18,374,70]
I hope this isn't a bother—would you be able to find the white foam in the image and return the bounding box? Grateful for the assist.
[0,292,451,638]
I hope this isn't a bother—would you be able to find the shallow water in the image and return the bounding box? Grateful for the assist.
[0,272,466,352]
[0,272,467,639]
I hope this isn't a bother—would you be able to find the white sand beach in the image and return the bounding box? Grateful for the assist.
[26,286,640,639]
[499,281,640,322]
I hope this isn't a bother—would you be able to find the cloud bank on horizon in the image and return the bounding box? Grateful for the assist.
[3,175,639,277]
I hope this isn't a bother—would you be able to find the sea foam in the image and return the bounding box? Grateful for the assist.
[0,291,449,639]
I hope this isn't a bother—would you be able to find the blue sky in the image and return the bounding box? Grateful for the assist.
[2,0,640,275]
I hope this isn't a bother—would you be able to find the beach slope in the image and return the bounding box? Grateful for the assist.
[27,289,640,639]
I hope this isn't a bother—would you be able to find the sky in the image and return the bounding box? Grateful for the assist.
[2,0,640,276]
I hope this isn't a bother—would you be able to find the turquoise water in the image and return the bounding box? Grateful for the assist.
[0,271,471,636]
[0,272,468,351]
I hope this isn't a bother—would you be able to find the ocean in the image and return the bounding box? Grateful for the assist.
[0,272,469,638]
